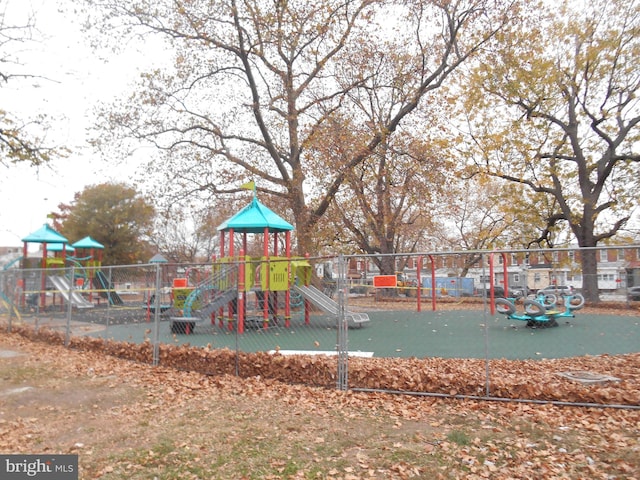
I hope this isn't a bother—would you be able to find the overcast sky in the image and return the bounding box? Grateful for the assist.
[0,0,151,249]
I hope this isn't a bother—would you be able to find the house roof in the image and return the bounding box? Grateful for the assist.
[217,197,294,234]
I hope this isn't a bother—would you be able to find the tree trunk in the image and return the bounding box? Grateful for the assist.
[294,216,315,258]
[287,176,315,257]
[379,255,396,276]
[579,248,599,303]
[573,203,600,303]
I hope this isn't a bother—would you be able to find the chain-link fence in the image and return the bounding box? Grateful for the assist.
[1,246,639,406]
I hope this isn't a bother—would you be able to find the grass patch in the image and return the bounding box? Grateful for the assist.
[1,364,55,384]
[447,429,471,446]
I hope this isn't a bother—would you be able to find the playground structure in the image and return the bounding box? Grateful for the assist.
[167,193,370,334]
[495,291,586,328]
[1,193,371,334]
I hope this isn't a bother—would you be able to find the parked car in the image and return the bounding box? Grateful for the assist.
[476,286,505,298]
[508,286,530,298]
[628,286,640,301]
[537,285,575,296]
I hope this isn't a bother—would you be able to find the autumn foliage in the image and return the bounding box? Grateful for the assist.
[6,324,638,407]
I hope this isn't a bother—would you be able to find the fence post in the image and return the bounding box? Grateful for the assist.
[336,254,348,391]
[152,263,161,366]
[64,265,75,347]
[104,266,113,338]
[481,252,491,397]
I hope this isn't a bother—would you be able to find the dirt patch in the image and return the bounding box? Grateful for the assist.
[0,343,144,455]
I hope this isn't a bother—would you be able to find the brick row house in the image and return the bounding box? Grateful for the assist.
[490,247,640,293]
[340,246,640,294]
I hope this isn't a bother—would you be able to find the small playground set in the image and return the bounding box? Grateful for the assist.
[1,226,125,312]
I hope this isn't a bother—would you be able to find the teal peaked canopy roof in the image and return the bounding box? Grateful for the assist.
[218,197,294,234]
[21,224,69,244]
[72,236,105,250]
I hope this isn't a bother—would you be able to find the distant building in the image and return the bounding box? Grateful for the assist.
[340,246,640,293]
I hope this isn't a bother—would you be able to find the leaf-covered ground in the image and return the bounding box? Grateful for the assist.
[1,329,638,479]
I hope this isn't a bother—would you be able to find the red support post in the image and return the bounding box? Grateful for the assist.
[428,254,437,311]
[416,256,422,313]
[489,252,496,315]
[285,231,291,328]
[227,229,235,329]
[304,253,311,325]
[272,233,278,320]
[263,226,269,329]
[218,233,225,328]
[238,249,245,334]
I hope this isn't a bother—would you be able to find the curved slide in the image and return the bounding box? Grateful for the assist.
[2,256,22,271]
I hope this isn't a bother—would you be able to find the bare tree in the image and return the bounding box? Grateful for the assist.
[150,203,237,263]
[85,0,517,255]
[0,2,61,166]
[322,132,446,275]
[431,178,515,277]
